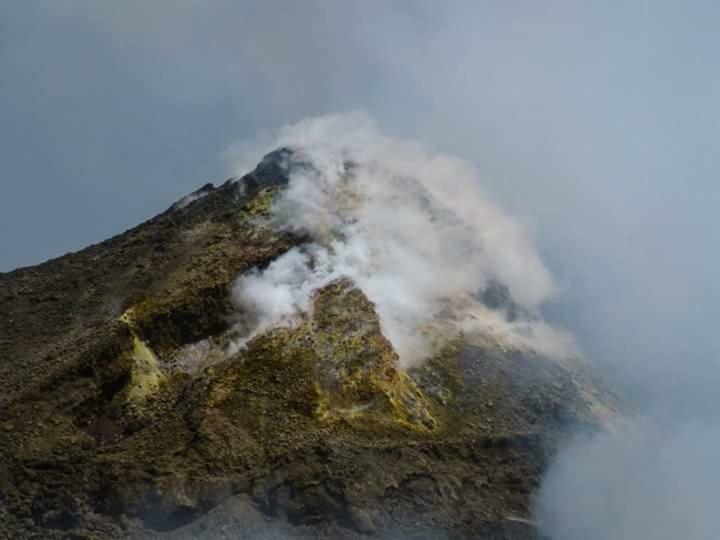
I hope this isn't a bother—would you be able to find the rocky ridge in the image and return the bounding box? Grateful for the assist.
[0,149,618,538]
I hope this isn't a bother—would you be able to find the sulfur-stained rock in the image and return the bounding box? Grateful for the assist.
[0,149,619,539]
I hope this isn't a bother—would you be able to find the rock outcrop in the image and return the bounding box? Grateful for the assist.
[0,150,618,538]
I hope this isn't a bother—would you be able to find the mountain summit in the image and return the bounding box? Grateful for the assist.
[0,147,618,539]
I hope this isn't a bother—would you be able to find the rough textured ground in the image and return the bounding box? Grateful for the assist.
[0,151,619,539]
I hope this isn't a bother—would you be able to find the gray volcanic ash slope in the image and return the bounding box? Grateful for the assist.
[0,116,619,539]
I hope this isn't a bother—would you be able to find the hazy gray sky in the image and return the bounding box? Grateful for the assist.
[2,3,719,536]
[3,0,717,382]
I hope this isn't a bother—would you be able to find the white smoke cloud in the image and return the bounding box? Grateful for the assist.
[229,112,573,366]
[536,419,720,540]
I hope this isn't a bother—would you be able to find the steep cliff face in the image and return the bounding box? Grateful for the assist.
[0,150,618,539]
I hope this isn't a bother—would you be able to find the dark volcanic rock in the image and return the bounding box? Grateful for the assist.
[0,150,617,539]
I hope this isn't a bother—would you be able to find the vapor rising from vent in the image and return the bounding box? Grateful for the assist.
[227,112,575,367]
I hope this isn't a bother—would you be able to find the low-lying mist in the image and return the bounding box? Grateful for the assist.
[535,420,720,540]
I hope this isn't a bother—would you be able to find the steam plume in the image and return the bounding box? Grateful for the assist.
[229,112,574,366]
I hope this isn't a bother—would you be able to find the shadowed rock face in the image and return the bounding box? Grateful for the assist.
[0,151,618,539]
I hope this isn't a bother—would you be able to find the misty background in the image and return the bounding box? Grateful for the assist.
[2,2,719,538]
